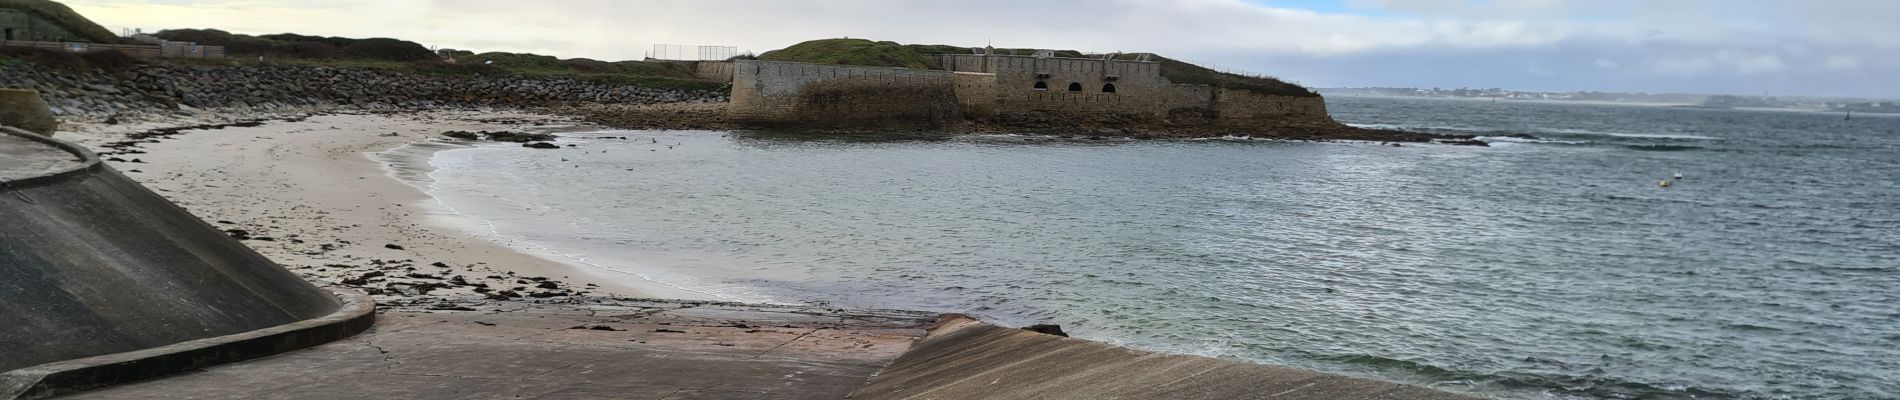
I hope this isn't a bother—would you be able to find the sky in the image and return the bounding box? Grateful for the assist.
[60,0,1900,98]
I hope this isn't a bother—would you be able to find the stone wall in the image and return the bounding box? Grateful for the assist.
[1214,89,1336,128]
[0,63,727,117]
[964,55,1169,119]
[728,60,959,129]
[694,61,735,82]
[942,54,989,73]
[1165,84,1214,111]
[0,9,78,42]
[953,72,996,118]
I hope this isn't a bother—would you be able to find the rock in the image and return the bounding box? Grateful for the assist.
[571,324,622,331]
[0,89,59,136]
[384,244,405,250]
[1022,324,1069,337]
[522,142,561,149]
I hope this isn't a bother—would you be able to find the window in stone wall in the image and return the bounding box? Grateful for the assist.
[1068,82,1083,91]
[1102,83,1117,93]
[1034,81,1049,91]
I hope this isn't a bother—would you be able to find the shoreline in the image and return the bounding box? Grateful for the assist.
[59,109,708,305]
[54,105,1497,309]
[371,137,732,301]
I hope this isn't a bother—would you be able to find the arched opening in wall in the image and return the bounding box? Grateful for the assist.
[1102,83,1117,93]
[1067,82,1083,92]
[1034,81,1048,91]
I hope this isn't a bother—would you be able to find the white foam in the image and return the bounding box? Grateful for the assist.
[1475,136,1589,145]
[1542,128,1719,140]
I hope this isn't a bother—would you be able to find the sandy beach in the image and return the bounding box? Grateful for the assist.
[57,109,715,305]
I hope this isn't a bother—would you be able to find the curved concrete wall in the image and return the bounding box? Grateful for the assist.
[0,127,340,372]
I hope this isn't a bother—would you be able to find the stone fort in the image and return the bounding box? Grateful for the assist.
[722,50,1337,131]
[0,8,80,42]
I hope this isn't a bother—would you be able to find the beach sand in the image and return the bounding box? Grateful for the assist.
[58,109,715,303]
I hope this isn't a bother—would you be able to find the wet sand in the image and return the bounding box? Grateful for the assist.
[57,110,717,303]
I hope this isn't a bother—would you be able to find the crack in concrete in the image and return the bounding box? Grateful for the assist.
[755,328,823,358]
[353,338,398,373]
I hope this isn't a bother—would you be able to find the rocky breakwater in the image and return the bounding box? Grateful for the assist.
[0,62,729,119]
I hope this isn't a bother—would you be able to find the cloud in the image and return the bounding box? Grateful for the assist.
[1647,50,1786,76]
[57,0,1900,97]
[1823,55,1861,70]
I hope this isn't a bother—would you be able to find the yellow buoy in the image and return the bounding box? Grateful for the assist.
[1660,180,1672,188]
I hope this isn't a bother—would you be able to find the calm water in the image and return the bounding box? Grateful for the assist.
[410,96,1900,399]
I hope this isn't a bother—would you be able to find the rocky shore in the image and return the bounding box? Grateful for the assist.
[0,62,726,121]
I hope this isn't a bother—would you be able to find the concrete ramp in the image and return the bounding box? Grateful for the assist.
[852,316,1479,400]
[0,126,347,392]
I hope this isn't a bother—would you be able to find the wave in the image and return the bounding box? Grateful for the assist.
[1621,144,1704,152]
[1540,128,1721,141]
[1320,354,1743,400]
[1475,136,1589,145]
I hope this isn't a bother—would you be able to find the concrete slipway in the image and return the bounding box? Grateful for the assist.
[2,123,1476,399]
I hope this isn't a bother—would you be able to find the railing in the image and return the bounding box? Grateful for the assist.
[0,40,226,60]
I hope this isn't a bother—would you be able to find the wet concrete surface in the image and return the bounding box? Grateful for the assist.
[66,298,937,400]
[851,316,1481,400]
[0,133,80,181]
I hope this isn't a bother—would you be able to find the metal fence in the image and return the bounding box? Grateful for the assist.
[0,40,226,60]
[651,44,737,61]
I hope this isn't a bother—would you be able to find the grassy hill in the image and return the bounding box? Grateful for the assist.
[133,30,723,91]
[0,0,123,43]
[756,38,1316,97]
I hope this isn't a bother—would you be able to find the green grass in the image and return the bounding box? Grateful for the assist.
[0,0,122,43]
[756,38,1317,97]
[259,56,725,92]
[758,39,937,70]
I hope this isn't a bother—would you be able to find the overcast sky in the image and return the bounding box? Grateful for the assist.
[64,0,1900,98]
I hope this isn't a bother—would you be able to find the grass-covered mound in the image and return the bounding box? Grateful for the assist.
[153,29,437,61]
[757,38,1316,97]
[757,39,938,70]
[0,0,124,43]
[461,52,720,91]
[138,30,722,91]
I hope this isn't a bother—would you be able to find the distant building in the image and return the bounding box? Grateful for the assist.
[724,51,1335,130]
[0,9,77,42]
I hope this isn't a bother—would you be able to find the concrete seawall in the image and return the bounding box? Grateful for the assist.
[0,127,346,384]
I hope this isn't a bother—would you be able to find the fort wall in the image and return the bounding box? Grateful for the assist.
[0,9,78,42]
[953,72,997,118]
[984,56,1167,118]
[729,60,959,129]
[1165,84,1215,111]
[693,61,735,82]
[1214,89,1336,128]
[728,56,1339,133]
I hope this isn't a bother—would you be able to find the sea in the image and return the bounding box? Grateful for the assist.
[385,95,1900,399]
